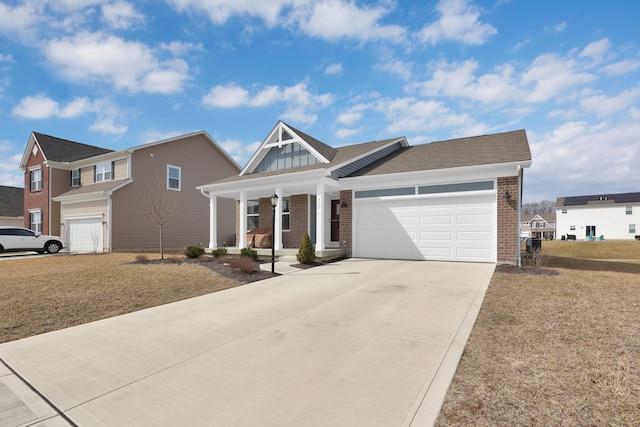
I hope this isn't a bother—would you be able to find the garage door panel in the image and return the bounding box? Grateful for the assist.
[68,218,103,253]
[354,193,495,262]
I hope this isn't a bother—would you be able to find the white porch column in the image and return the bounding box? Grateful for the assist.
[274,188,283,250]
[208,195,217,249]
[315,183,325,251]
[238,192,247,248]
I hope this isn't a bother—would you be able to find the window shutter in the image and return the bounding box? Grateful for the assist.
[94,165,97,183]
[111,161,115,180]
[70,171,73,186]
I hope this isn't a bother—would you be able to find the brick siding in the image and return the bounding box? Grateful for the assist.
[339,190,352,257]
[23,148,50,234]
[497,176,519,264]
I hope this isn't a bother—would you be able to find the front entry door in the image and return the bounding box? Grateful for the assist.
[586,225,596,237]
[330,200,340,242]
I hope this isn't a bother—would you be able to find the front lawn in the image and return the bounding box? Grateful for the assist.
[436,241,640,425]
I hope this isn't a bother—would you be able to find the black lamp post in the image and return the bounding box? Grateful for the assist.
[270,193,278,273]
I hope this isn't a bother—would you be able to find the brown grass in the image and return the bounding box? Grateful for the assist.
[0,253,242,344]
[437,242,640,426]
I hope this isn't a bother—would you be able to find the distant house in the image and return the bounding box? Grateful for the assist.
[19,132,240,252]
[521,214,556,240]
[198,121,532,264]
[556,192,640,240]
[0,185,24,227]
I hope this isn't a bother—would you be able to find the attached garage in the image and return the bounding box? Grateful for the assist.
[67,217,104,253]
[353,186,496,263]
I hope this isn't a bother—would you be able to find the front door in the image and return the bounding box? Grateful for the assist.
[586,225,596,237]
[330,200,340,242]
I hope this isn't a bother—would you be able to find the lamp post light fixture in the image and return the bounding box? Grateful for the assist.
[270,193,278,273]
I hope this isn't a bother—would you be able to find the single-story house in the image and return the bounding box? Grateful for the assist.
[0,185,24,227]
[556,191,640,240]
[197,121,532,264]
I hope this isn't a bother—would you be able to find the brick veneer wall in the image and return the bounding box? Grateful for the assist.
[283,194,308,249]
[23,148,50,234]
[497,176,519,264]
[339,190,352,257]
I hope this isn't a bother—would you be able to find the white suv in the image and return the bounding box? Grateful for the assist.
[0,227,64,254]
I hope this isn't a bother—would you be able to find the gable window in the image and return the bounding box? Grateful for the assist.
[247,200,259,230]
[253,142,319,173]
[630,224,636,234]
[95,161,113,182]
[29,210,42,234]
[167,165,181,191]
[626,206,633,215]
[561,209,567,214]
[70,169,81,187]
[30,168,42,192]
[282,197,290,231]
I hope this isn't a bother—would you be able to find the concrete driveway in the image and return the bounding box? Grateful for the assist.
[0,259,494,427]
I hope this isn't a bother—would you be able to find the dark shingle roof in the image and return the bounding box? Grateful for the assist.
[0,185,24,217]
[34,132,113,162]
[347,130,531,177]
[557,192,640,207]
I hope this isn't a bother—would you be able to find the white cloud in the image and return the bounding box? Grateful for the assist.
[580,38,611,63]
[44,32,190,94]
[0,2,42,35]
[160,41,204,56]
[601,59,640,75]
[0,152,24,188]
[0,53,14,62]
[334,127,361,139]
[375,59,412,81]
[102,1,145,29]
[296,0,406,42]
[203,81,334,125]
[167,0,290,26]
[417,0,497,45]
[580,88,640,117]
[325,63,343,75]
[521,53,596,103]
[545,22,567,33]
[12,94,128,136]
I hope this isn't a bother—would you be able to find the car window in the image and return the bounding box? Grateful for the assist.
[0,229,10,235]
[17,229,36,237]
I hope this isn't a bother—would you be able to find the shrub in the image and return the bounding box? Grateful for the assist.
[211,247,228,258]
[185,245,205,259]
[167,256,182,264]
[240,247,258,260]
[227,256,258,273]
[297,232,316,264]
[135,254,149,264]
[197,254,211,262]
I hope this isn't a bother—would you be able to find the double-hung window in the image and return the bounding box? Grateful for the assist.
[281,197,290,231]
[630,224,636,234]
[626,206,633,215]
[70,169,81,187]
[29,210,42,234]
[247,200,259,230]
[30,168,42,192]
[95,161,113,182]
[167,165,181,191]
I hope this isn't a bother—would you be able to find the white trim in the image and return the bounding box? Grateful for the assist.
[167,164,182,191]
[63,214,104,220]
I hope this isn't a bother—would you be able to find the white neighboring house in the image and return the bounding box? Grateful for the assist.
[556,192,640,240]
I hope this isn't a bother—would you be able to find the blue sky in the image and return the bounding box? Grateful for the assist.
[0,0,638,203]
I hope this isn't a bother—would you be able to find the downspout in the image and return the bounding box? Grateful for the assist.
[107,194,112,253]
[517,165,523,267]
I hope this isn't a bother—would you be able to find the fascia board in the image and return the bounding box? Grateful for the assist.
[240,122,282,176]
[53,193,107,204]
[340,161,530,191]
[281,122,330,163]
[198,169,328,196]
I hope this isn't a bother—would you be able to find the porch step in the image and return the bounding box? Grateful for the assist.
[279,255,298,262]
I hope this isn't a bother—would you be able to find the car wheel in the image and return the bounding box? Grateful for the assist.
[0,244,4,253]
[46,241,61,254]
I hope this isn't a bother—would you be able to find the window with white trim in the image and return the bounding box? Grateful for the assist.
[70,169,81,187]
[630,224,636,234]
[247,200,259,230]
[167,165,181,191]
[282,197,290,231]
[29,210,42,234]
[95,161,113,182]
[30,168,42,192]
[626,206,633,215]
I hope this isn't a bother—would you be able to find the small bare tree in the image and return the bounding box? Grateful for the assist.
[143,179,179,260]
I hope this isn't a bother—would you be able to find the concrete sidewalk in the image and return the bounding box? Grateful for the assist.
[0,259,494,426]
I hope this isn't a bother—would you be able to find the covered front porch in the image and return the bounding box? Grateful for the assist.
[198,169,353,255]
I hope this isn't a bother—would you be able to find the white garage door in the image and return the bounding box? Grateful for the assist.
[68,218,104,253]
[353,193,495,262]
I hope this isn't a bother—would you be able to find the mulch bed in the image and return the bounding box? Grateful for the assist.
[495,264,560,276]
